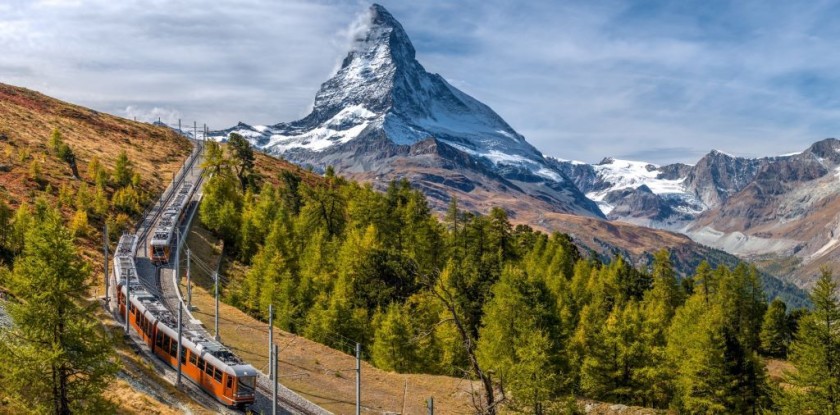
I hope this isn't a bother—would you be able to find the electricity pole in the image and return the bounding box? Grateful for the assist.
[268,303,273,379]
[124,266,130,334]
[356,343,361,415]
[103,224,109,309]
[177,301,182,385]
[427,397,434,415]
[186,248,191,309]
[273,344,279,415]
[214,271,220,341]
[194,121,197,141]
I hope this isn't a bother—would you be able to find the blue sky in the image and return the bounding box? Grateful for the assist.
[2,0,840,164]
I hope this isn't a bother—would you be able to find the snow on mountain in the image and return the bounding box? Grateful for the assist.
[586,158,703,215]
[218,3,540,166]
[211,3,602,218]
[550,156,704,221]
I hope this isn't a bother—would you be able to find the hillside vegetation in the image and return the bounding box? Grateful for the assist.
[197,135,837,413]
[0,83,200,414]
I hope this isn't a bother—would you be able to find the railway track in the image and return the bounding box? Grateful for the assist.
[120,138,329,415]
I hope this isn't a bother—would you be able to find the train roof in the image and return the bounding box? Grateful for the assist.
[119,281,256,376]
[150,180,195,246]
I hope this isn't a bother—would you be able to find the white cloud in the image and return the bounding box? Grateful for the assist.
[2,0,840,165]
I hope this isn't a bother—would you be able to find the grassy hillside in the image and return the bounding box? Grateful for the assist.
[0,83,199,414]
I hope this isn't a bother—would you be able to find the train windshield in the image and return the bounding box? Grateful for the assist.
[237,376,256,395]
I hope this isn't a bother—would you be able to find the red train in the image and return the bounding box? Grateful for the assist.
[115,235,257,408]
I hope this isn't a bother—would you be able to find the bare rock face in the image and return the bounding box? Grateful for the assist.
[556,138,840,289]
[212,4,603,218]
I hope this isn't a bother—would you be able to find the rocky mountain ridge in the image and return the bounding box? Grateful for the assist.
[556,138,840,288]
[212,3,602,218]
[209,3,811,300]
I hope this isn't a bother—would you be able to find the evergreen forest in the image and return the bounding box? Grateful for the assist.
[199,137,840,413]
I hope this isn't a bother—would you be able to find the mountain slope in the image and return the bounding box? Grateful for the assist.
[558,139,840,289]
[209,4,807,305]
[0,82,204,414]
[212,3,602,218]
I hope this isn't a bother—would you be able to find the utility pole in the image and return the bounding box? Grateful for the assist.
[124,267,130,333]
[178,118,182,134]
[103,224,109,309]
[177,301,182,385]
[356,343,361,415]
[193,121,197,141]
[273,344,279,415]
[268,303,273,379]
[186,248,191,309]
[203,123,207,142]
[214,271,220,341]
[427,397,434,415]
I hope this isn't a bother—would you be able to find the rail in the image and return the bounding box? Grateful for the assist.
[134,140,205,241]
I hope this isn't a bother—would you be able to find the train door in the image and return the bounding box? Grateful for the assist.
[224,374,234,400]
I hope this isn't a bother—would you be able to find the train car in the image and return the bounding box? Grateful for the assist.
[149,180,195,264]
[115,234,257,408]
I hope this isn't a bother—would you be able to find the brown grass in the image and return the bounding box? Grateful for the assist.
[0,82,192,286]
[0,83,204,412]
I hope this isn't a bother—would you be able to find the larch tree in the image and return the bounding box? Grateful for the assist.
[667,294,733,413]
[111,150,133,188]
[0,208,118,414]
[760,298,790,358]
[780,267,840,414]
[227,133,255,190]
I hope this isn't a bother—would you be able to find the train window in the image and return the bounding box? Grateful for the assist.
[237,377,255,395]
[197,358,205,372]
[169,340,177,356]
[162,336,170,354]
[226,376,232,389]
[213,368,222,382]
[189,353,197,366]
[155,332,163,347]
[204,362,213,375]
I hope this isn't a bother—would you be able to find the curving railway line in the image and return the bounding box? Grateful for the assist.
[109,138,329,415]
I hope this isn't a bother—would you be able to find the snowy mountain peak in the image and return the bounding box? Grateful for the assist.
[228,2,541,161]
[211,3,604,218]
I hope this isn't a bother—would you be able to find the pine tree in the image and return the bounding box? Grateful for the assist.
[371,303,416,372]
[87,155,102,182]
[760,298,790,358]
[9,203,33,254]
[199,168,242,244]
[227,133,255,190]
[667,294,733,413]
[48,127,62,153]
[0,208,118,413]
[476,266,565,406]
[0,197,11,251]
[70,209,90,237]
[112,150,133,188]
[580,300,646,405]
[636,249,681,407]
[780,267,840,414]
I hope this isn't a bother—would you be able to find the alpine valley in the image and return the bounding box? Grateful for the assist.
[212,4,809,305]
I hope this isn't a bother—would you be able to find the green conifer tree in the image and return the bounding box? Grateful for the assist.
[760,298,790,358]
[779,267,840,414]
[0,208,118,413]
